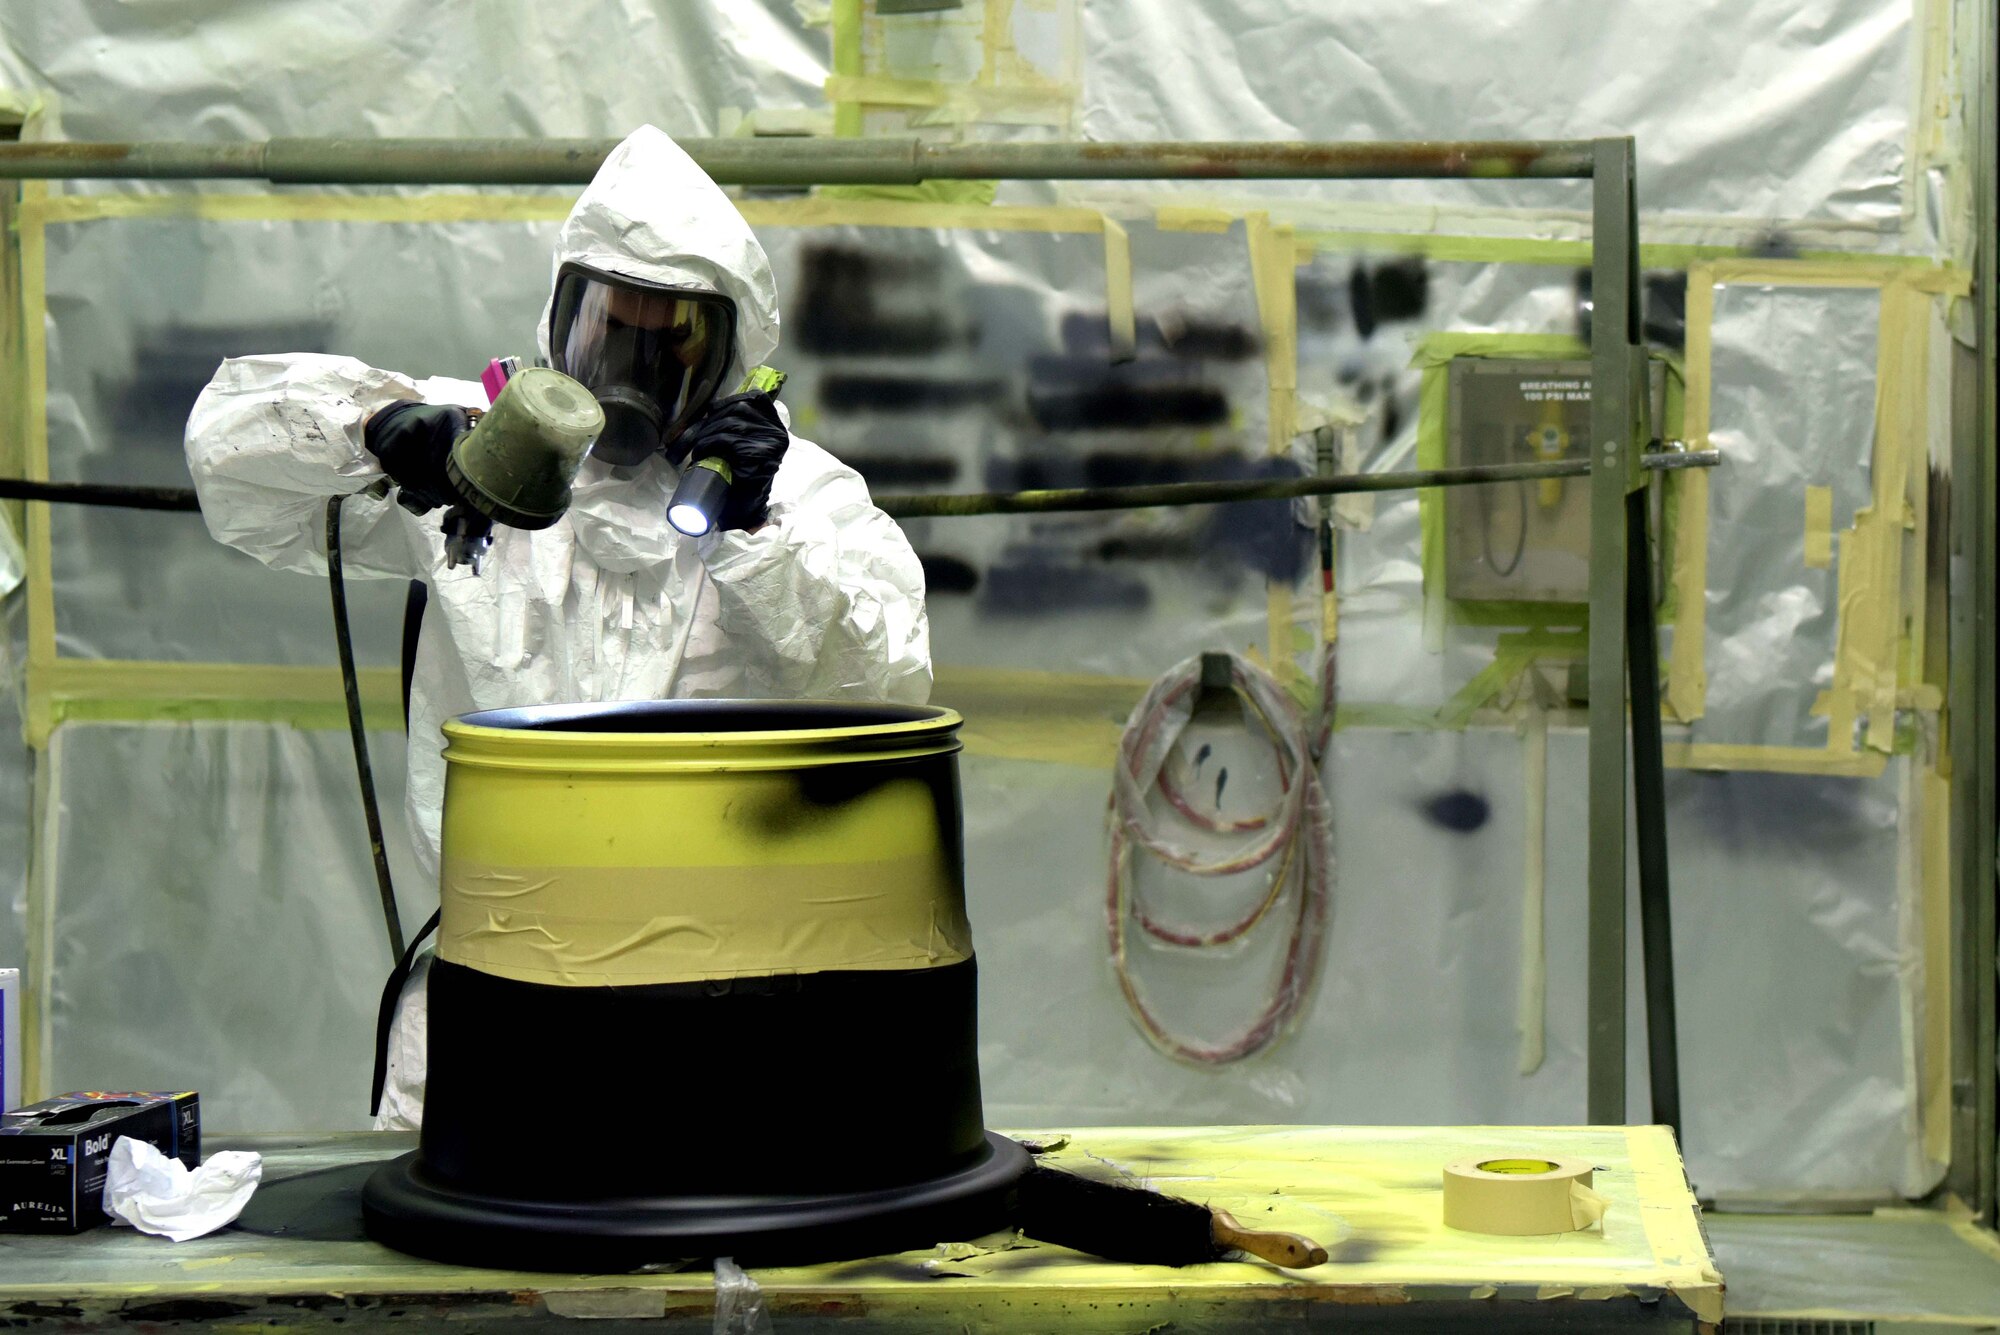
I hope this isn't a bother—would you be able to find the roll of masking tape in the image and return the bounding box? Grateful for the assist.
[1442,1156,1607,1235]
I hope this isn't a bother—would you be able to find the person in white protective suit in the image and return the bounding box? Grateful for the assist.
[184,126,931,1128]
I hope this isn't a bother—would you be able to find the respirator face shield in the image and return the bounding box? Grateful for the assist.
[548,263,737,467]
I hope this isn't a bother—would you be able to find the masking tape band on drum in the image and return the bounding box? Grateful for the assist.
[1442,1156,1607,1235]
[439,855,972,988]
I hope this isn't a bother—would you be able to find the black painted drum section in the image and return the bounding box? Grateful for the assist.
[422,957,990,1198]
[362,958,1026,1270]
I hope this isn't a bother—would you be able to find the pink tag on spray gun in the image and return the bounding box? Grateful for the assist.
[480,356,523,406]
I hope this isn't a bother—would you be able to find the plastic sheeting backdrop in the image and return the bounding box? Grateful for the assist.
[0,0,1977,1200]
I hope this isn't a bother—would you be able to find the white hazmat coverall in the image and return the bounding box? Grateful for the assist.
[184,126,932,1128]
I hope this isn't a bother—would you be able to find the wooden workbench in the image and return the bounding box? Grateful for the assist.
[0,1125,1721,1331]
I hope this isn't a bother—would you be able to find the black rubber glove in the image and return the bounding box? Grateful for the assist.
[678,391,790,531]
[364,400,470,514]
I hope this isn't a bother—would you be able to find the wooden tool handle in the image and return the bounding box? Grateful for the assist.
[1211,1209,1329,1268]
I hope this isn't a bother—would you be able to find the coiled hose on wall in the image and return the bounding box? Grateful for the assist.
[1107,650,1335,1065]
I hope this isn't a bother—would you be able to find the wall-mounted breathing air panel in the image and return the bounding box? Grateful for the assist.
[1442,357,1664,605]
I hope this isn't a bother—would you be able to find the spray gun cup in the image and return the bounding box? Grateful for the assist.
[444,452,567,531]
[441,366,604,536]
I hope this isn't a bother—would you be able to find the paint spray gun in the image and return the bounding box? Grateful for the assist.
[665,364,788,538]
[432,358,604,573]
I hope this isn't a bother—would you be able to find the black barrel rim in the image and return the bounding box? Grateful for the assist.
[362,1133,1029,1272]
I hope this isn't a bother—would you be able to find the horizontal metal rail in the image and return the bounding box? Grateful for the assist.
[0,138,1599,186]
[0,450,1714,521]
[875,450,1711,517]
[0,479,203,512]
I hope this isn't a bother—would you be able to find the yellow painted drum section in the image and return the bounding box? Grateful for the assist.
[437,702,970,987]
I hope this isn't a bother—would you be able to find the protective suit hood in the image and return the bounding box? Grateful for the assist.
[537,125,778,387]
[537,126,781,571]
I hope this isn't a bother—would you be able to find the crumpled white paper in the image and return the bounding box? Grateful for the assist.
[713,1257,772,1335]
[102,1136,262,1241]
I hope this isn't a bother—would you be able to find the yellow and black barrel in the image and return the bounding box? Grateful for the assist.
[362,700,1027,1271]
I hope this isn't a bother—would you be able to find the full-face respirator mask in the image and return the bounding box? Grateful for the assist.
[547,262,737,468]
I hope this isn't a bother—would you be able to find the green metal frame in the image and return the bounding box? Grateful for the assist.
[1946,0,1999,1222]
[1588,139,1646,1123]
[0,133,1662,1128]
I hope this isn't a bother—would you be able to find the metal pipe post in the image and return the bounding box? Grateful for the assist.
[1586,137,1640,1125]
[1976,0,1999,1222]
[1626,486,1682,1141]
[0,138,1600,186]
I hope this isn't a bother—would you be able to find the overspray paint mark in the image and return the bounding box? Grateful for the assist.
[1026,354,1231,431]
[795,244,956,356]
[1644,272,1688,350]
[1028,380,1230,431]
[917,552,979,594]
[1748,229,1803,259]
[1059,310,1259,361]
[1297,274,1344,332]
[1422,789,1491,833]
[843,453,960,486]
[1096,532,1206,561]
[821,374,1005,413]
[1350,258,1429,340]
[1575,267,1690,350]
[979,562,1151,616]
[1206,455,1313,582]
[1326,1236,1388,1265]
[991,450,1254,491]
[1379,380,1403,443]
[115,321,334,436]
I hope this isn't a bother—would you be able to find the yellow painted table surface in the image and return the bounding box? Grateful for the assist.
[0,1125,1722,1331]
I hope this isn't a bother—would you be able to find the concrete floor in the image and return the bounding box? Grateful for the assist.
[1709,1207,2000,1328]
